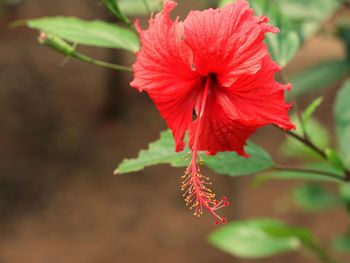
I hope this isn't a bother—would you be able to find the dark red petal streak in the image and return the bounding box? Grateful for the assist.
[130,0,201,151]
[183,0,278,87]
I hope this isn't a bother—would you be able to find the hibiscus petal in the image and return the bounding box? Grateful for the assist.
[131,0,201,151]
[228,56,295,130]
[188,83,258,157]
[183,0,278,87]
[188,56,293,156]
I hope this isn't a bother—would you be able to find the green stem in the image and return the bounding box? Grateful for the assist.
[279,67,350,181]
[38,33,133,72]
[72,52,133,72]
[285,130,327,160]
[284,130,350,181]
[274,165,346,182]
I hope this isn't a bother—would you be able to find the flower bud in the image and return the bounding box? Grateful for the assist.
[38,32,75,56]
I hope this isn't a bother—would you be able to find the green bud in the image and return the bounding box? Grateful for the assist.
[38,32,75,56]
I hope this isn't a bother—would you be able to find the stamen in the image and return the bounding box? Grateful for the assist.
[181,75,228,224]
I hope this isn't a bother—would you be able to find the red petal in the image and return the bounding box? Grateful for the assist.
[183,0,278,87]
[189,81,258,156]
[131,0,201,151]
[229,56,295,130]
[188,57,294,156]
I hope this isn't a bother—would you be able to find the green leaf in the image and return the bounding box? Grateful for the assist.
[118,0,161,15]
[202,143,273,176]
[339,184,350,212]
[291,60,349,97]
[277,0,339,21]
[219,0,232,7]
[219,0,300,67]
[247,0,300,67]
[116,129,273,176]
[293,183,337,211]
[333,234,350,253]
[220,0,341,67]
[302,97,323,126]
[340,183,350,201]
[115,130,188,174]
[101,0,130,24]
[300,97,323,137]
[26,17,139,52]
[281,115,330,160]
[277,0,340,40]
[334,79,350,168]
[208,218,309,258]
[338,22,350,61]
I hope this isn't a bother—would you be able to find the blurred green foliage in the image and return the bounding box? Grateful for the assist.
[292,183,337,211]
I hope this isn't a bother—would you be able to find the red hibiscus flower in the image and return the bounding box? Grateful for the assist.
[131,0,294,224]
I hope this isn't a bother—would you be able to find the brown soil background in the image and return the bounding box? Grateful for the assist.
[0,1,349,263]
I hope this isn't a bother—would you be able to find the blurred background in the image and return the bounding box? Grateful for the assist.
[0,0,349,262]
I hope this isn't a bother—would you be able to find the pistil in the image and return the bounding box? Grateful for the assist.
[181,76,229,224]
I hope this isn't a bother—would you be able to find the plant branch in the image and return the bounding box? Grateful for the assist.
[285,130,327,159]
[274,165,346,182]
[73,52,133,72]
[38,33,133,73]
[283,130,350,181]
[279,64,350,182]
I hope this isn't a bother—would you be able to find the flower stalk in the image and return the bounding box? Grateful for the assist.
[38,32,133,72]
